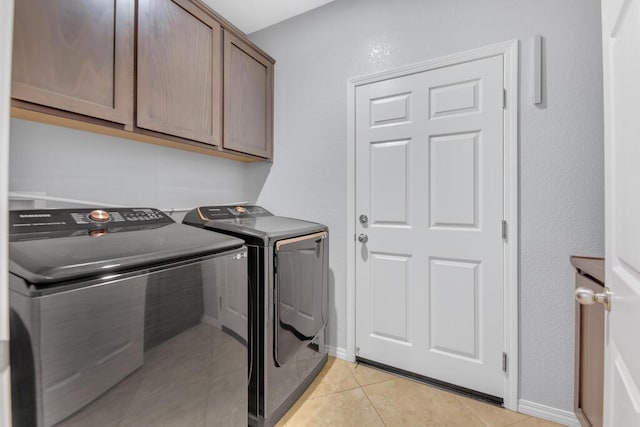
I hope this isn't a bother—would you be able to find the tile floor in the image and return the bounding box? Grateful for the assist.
[53,323,563,427]
[277,357,564,427]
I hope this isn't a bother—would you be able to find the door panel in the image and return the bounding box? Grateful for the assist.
[430,132,479,227]
[137,0,221,145]
[370,253,410,343]
[370,140,410,226]
[429,79,480,118]
[429,258,479,360]
[355,54,504,397]
[223,32,274,159]
[602,0,640,424]
[12,0,134,126]
[370,93,411,126]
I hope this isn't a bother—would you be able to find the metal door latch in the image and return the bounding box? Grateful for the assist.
[575,286,612,311]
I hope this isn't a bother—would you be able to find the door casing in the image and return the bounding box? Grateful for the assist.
[346,39,519,410]
[601,0,640,425]
[0,0,14,425]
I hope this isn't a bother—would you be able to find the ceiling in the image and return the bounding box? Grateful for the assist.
[201,0,335,34]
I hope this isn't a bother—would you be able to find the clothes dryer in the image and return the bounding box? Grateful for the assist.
[183,205,328,427]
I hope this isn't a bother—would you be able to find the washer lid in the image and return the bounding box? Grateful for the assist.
[9,209,244,285]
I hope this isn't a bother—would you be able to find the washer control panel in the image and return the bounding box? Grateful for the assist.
[9,208,173,236]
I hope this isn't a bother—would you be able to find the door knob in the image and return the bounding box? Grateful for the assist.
[357,234,368,243]
[575,286,611,311]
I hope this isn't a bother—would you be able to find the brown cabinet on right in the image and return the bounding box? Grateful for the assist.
[571,256,605,427]
[223,31,274,160]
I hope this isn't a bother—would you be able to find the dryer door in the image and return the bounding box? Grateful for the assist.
[274,231,328,366]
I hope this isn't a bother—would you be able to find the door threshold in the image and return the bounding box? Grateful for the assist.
[356,357,503,407]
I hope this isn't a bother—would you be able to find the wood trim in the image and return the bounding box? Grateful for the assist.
[115,0,135,129]
[573,272,605,427]
[570,256,605,284]
[11,105,261,162]
[574,274,584,427]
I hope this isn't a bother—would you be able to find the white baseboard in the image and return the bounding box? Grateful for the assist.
[201,315,221,329]
[518,399,580,427]
[325,345,348,360]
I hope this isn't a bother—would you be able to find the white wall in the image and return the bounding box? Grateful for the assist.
[248,0,604,413]
[9,119,250,220]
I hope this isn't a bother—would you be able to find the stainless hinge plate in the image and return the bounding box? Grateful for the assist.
[0,340,8,372]
[502,220,508,240]
[503,88,507,108]
[502,352,508,373]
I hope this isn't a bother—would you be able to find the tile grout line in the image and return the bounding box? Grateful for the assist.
[456,400,490,427]
[451,394,492,427]
[452,393,535,427]
[360,383,389,426]
[504,416,534,426]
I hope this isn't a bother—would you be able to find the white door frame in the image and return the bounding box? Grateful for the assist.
[0,0,14,425]
[346,39,519,410]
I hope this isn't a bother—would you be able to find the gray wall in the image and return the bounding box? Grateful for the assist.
[248,0,604,412]
[9,118,249,218]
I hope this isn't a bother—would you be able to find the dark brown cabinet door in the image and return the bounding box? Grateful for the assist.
[224,32,274,159]
[12,0,134,127]
[137,0,222,146]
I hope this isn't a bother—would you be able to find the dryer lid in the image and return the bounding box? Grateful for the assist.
[206,216,327,244]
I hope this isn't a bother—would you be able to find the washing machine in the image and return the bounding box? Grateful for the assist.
[183,205,328,427]
[9,207,249,427]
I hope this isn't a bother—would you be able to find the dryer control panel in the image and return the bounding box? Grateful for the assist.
[196,205,272,220]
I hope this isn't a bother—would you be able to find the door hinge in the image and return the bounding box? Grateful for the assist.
[502,352,508,373]
[501,220,508,241]
[0,340,8,372]
[503,88,507,108]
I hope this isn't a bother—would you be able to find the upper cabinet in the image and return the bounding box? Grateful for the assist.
[224,32,274,159]
[137,0,222,146]
[12,0,135,128]
[11,0,275,161]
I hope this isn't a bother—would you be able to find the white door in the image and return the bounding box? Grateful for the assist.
[355,55,505,398]
[601,0,640,425]
[0,0,14,425]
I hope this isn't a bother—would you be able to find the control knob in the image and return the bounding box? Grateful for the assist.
[89,209,110,222]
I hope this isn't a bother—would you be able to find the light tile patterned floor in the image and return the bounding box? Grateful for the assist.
[277,357,564,427]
